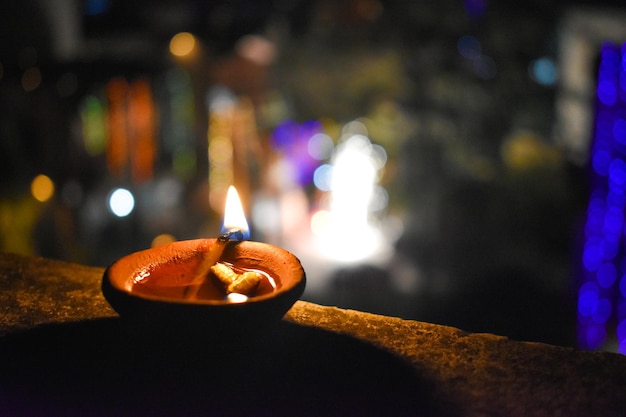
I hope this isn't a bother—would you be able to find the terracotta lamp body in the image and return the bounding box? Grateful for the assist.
[102,239,306,335]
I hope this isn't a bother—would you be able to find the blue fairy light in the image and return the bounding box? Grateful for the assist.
[579,42,626,353]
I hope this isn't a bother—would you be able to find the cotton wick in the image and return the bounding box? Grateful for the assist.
[219,228,245,242]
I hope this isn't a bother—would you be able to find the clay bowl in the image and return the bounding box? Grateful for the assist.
[102,239,306,337]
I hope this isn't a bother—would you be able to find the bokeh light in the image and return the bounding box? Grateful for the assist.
[151,233,176,247]
[529,57,558,86]
[22,67,41,92]
[80,95,107,155]
[84,0,109,15]
[579,42,626,352]
[108,188,135,217]
[310,209,332,237]
[30,175,55,203]
[307,133,334,160]
[235,35,275,66]
[457,35,481,60]
[169,32,196,58]
[308,123,391,263]
[313,164,333,192]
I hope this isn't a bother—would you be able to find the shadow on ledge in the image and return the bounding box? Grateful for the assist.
[0,318,450,417]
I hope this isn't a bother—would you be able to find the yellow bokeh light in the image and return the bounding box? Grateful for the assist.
[169,32,196,57]
[310,210,332,237]
[151,233,177,247]
[30,174,55,202]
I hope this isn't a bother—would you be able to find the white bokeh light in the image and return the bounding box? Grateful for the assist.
[108,188,135,217]
[310,130,391,263]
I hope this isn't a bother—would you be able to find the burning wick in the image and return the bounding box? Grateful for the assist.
[185,186,250,300]
[219,228,245,242]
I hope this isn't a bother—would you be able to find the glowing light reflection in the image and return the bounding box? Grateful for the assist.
[227,293,248,303]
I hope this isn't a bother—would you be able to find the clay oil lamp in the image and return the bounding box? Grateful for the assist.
[102,186,306,336]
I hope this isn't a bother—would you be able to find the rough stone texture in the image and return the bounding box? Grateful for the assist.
[1,251,625,416]
[0,252,116,335]
[285,302,626,416]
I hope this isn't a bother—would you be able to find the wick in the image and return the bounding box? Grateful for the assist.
[184,239,230,300]
[219,228,245,242]
[184,229,246,300]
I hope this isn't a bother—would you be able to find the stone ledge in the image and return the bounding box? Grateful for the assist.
[1,251,625,416]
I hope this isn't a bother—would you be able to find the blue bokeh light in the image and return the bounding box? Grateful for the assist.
[620,275,626,297]
[313,164,333,192]
[529,57,558,86]
[84,0,109,16]
[598,80,618,106]
[584,324,607,350]
[578,292,598,317]
[613,119,626,144]
[592,149,611,176]
[592,298,613,324]
[597,262,618,288]
[583,240,603,272]
[270,120,324,186]
[601,237,620,261]
[580,42,626,352]
[457,35,481,60]
[463,0,487,19]
[618,319,626,340]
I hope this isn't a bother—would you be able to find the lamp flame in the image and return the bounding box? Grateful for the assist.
[221,186,250,240]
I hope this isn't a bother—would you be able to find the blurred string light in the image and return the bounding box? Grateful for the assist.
[108,188,135,217]
[88,77,157,183]
[106,78,129,177]
[30,175,54,203]
[165,68,196,180]
[128,79,157,183]
[580,42,626,353]
[207,86,236,212]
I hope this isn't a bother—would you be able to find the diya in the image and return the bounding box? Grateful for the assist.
[101,186,306,334]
